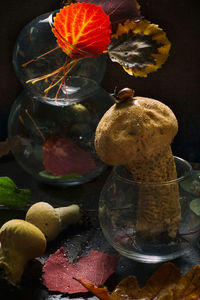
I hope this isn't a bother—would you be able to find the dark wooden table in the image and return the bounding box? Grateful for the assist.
[0,156,200,299]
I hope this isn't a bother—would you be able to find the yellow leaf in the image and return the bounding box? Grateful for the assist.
[109,19,171,77]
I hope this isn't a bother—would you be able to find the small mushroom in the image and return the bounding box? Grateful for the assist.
[95,88,181,238]
[0,219,46,286]
[25,202,82,241]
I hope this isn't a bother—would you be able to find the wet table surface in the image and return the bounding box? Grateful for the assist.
[0,156,200,300]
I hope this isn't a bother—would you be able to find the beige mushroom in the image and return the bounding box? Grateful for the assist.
[25,202,82,241]
[0,219,46,286]
[95,88,181,238]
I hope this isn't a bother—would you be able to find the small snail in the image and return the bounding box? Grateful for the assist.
[113,87,135,104]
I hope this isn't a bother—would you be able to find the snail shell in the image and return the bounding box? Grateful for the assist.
[114,88,135,103]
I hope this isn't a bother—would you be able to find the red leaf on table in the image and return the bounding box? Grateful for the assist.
[43,247,118,294]
[52,2,111,58]
[42,136,96,176]
[74,0,141,32]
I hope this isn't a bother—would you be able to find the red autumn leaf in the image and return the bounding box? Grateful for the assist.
[43,247,118,294]
[42,136,96,176]
[52,2,111,58]
[74,0,141,32]
[75,279,113,300]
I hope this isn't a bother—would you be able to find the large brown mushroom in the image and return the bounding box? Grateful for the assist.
[95,88,181,238]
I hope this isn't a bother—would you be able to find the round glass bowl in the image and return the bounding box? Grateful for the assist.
[8,77,113,186]
[13,10,107,97]
[99,157,200,263]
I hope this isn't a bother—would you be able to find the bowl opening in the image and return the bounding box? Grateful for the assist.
[113,156,193,186]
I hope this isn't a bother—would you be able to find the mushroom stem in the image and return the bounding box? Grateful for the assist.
[0,246,27,286]
[55,204,81,227]
[25,202,82,241]
[126,147,181,237]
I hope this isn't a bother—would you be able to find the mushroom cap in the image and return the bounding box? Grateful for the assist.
[25,202,60,241]
[0,219,46,259]
[95,96,178,165]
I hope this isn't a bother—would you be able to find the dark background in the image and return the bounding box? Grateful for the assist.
[0,0,200,161]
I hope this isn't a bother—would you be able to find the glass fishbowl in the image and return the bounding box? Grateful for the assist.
[12,10,108,97]
[99,157,200,262]
[8,77,113,186]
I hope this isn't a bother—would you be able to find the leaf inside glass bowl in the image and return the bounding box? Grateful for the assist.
[189,198,200,216]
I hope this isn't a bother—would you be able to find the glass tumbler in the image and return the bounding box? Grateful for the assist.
[99,157,200,262]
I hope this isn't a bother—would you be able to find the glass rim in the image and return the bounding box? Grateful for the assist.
[113,156,193,186]
[28,76,102,104]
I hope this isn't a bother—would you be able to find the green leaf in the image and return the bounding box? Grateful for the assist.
[180,170,200,196]
[190,198,200,216]
[0,177,30,209]
[39,170,81,180]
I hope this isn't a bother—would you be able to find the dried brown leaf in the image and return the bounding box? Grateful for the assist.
[111,275,141,299]
[173,265,200,300]
[138,262,181,299]
[0,139,10,158]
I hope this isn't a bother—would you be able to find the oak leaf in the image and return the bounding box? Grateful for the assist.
[79,263,200,300]
[172,265,200,300]
[138,262,181,299]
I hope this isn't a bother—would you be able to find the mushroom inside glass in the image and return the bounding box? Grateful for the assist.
[95,88,180,236]
[95,88,200,262]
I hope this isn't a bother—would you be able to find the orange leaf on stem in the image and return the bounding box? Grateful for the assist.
[75,279,114,300]
[52,2,111,58]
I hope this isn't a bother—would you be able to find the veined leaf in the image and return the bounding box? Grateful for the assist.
[73,0,141,32]
[43,247,118,294]
[108,19,171,77]
[42,137,96,176]
[0,177,30,209]
[52,2,111,58]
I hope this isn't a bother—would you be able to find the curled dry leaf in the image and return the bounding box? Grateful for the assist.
[52,2,111,58]
[137,262,181,299]
[79,262,200,300]
[74,279,113,300]
[108,19,171,77]
[0,139,10,158]
[111,276,141,299]
[172,265,200,300]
